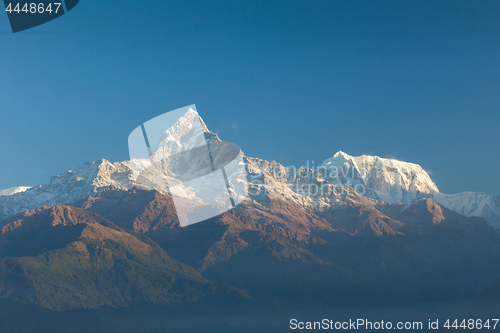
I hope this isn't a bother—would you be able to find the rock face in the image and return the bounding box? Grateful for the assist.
[0,108,499,231]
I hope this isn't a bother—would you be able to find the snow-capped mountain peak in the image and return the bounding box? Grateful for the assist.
[321,151,439,204]
[331,150,351,160]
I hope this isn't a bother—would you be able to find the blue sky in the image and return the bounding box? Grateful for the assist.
[0,0,499,195]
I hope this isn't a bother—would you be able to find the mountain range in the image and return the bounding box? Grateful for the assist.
[1,109,498,231]
[0,108,499,332]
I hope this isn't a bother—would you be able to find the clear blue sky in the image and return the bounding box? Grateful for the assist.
[1,0,499,195]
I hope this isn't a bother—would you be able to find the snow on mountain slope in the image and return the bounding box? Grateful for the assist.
[130,107,222,193]
[0,160,134,221]
[0,154,357,222]
[245,156,366,209]
[321,151,439,204]
[320,151,500,230]
[0,186,32,196]
[432,192,500,229]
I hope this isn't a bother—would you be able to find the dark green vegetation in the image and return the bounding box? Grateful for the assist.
[1,188,500,332]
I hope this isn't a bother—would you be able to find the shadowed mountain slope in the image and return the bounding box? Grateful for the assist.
[0,205,248,311]
[73,188,500,318]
